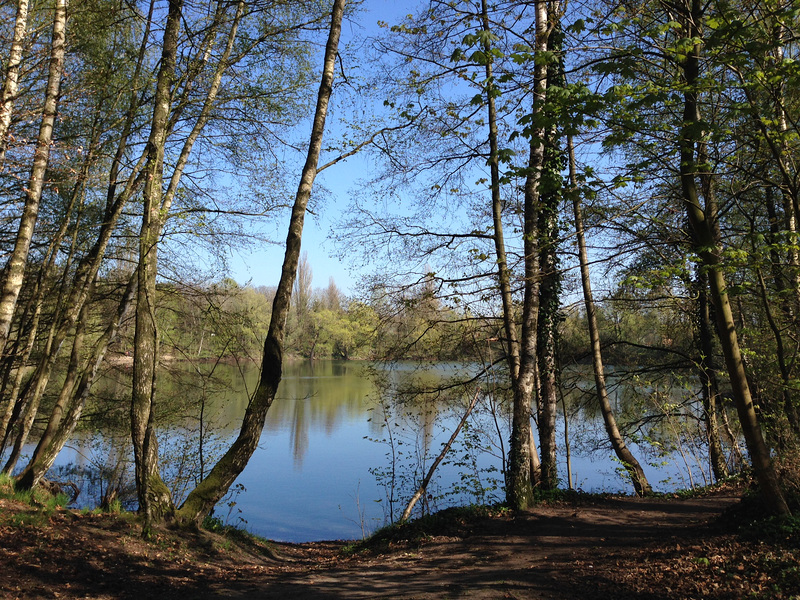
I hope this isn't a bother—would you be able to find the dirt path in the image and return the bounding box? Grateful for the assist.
[206,495,740,599]
[6,493,793,599]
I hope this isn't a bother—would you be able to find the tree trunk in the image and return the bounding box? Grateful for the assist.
[678,0,789,515]
[506,128,541,509]
[131,0,184,533]
[130,0,246,531]
[478,0,541,499]
[175,0,346,527]
[12,296,88,478]
[762,190,800,437]
[694,272,729,481]
[2,340,62,473]
[480,0,520,384]
[401,390,479,521]
[506,0,559,510]
[0,0,66,354]
[0,0,29,164]
[6,3,170,464]
[535,29,564,489]
[569,135,651,496]
[0,128,100,468]
[536,214,559,491]
[16,275,136,490]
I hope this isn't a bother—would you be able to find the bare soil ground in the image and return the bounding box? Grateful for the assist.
[1,488,798,599]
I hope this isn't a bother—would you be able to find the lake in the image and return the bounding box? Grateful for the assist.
[45,359,719,542]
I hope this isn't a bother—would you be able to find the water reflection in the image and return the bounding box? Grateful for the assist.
[37,359,720,542]
[270,361,374,466]
[149,360,376,467]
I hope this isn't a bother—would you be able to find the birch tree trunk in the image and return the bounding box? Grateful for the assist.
[176,0,346,526]
[0,0,66,356]
[3,2,155,461]
[131,0,184,533]
[16,274,137,490]
[0,127,101,470]
[0,0,29,164]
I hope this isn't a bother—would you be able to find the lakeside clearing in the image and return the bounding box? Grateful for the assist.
[2,484,798,599]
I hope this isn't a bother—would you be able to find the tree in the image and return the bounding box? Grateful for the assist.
[3,0,159,476]
[288,251,315,356]
[503,0,567,509]
[0,0,29,164]
[131,0,185,531]
[128,0,330,529]
[586,0,795,510]
[673,0,788,514]
[0,0,66,356]
[336,0,578,507]
[175,0,346,526]
[568,136,652,495]
[1,0,335,519]
[535,20,567,492]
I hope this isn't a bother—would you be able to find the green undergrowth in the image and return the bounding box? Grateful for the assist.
[733,488,800,547]
[1,471,274,557]
[0,472,71,527]
[344,504,510,555]
[660,473,750,500]
[201,514,277,557]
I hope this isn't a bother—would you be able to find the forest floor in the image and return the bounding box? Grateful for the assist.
[1,483,799,599]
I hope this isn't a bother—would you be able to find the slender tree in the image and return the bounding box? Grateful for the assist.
[131,0,184,532]
[568,135,652,495]
[176,0,346,526]
[0,0,66,355]
[15,274,137,490]
[674,0,788,514]
[0,0,29,165]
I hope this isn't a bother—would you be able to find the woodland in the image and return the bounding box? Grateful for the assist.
[0,0,799,560]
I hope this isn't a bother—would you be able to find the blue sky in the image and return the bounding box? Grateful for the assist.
[228,0,410,296]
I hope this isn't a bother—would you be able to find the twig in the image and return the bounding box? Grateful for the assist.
[400,389,480,522]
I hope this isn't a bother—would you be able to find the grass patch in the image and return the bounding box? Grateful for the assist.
[103,498,124,514]
[0,472,72,527]
[0,472,15,496]
[346,504,509,555]
[662,473,750,500]
[0,472,70,508]
[531,487,597,505]
[6,510,49,527]
[201,514,276,558]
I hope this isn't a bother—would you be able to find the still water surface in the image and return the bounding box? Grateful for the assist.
[52,360,708,542]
